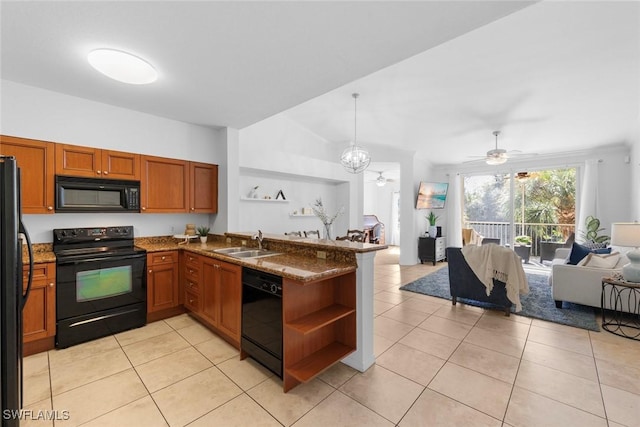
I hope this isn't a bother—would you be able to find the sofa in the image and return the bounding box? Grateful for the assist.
[446,247,512,315]
[551,247,629,310]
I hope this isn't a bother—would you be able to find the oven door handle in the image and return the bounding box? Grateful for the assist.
[56,253,146,265]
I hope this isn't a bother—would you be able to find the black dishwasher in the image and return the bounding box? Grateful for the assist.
[241,267,283,377]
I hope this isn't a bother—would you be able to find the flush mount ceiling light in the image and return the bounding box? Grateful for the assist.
[340,93,371,174]
[376,172,387,187]
[88,48,158,85]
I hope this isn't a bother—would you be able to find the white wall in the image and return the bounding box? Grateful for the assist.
[238,114,355,237]
[1,80,227,242]
[631,139,640,221]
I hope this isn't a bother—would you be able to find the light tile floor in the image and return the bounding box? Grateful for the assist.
[22,246,640,426]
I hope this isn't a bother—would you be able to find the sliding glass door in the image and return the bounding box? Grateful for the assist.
[463,168,576,257]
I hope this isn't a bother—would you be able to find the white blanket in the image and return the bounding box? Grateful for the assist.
[461,244,529,311]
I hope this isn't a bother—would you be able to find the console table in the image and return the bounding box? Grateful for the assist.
[601,277,640,340]
[418,237,446,265]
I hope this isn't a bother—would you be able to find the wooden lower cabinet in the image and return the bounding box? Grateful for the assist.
[282,272,356,392]
[183,254,241,347]
[147,251,179,313]
[22,263,56,355]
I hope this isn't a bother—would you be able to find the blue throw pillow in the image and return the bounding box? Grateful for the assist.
[567,242,611,265]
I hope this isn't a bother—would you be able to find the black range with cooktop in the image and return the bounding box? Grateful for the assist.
[53,225,146,348]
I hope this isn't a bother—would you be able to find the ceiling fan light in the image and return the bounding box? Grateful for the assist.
[486,156,507,165]
[376,174,387,187]
[88,48,158,84]
[341,144,371,174]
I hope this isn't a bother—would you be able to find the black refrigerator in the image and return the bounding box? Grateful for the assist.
[1,156,33,427]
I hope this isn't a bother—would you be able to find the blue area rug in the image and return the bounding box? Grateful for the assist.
[400,268,600,331]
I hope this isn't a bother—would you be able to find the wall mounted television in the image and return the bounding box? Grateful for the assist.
[416,181,448,209]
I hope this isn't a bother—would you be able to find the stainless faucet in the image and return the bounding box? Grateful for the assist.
[252,229,263,250]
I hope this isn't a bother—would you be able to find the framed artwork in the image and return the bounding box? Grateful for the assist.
[416,182,448,209]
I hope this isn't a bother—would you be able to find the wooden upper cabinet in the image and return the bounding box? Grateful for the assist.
[101,150,140,180]
[140,155,189,213]
[190,162,218,213]
[56,144,140,180]
[0,135,55,214]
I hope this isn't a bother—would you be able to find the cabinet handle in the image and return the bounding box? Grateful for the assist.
[49,282,54,288]
[96,170,102,174]
[161,256,166,260]
[141,207,146,211]
[148,269,152,273]
[47,206,53,211]
[189,299,194,304]
[190,207,195,211]
[103,171,109,175]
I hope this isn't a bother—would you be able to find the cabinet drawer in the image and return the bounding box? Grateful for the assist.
[184,266,200,281]
[185,278,200,295]
[435,238,445,249]
[184,290,200,312]
[23,263,51,282]
[149,251,178,265]
[184,253,200,268]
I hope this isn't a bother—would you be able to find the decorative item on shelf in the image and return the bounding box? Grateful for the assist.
[247,186,259,199]
[197,225,210,243]
[426,211,439,238]
[184,223,196,236]
[340,93,371,174]
[311,198,344,240]
[611,222,640,282]
[276,190,286,200]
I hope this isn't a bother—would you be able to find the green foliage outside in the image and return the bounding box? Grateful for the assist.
[464,168,576,242]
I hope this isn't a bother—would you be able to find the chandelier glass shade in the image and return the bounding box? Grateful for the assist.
[340,93,370,174]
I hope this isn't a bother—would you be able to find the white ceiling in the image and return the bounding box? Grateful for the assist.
[1,1,638,167]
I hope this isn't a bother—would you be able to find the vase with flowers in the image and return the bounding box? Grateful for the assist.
[311,198,344,240]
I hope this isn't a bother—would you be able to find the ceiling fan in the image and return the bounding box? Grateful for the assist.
[369,171,395,187]
[466,131,535,165]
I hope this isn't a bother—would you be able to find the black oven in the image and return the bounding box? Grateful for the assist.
[55,175,140,213]
[53,226,146,348]
[241,267,283,377]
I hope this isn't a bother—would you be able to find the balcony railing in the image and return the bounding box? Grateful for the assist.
[465,221,576,256]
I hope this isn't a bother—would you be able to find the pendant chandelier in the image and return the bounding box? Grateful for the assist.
[340,93,371,174]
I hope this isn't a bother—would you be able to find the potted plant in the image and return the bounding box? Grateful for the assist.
[580,215,610,244]
[197,225,210,243]
[426,211,439,238]
[513,235,531,263]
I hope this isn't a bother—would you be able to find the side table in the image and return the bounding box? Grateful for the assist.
[601,277,640,340]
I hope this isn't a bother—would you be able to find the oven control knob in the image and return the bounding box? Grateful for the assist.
[270,284,278,294]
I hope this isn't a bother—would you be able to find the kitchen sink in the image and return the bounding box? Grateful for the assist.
[230,249,280,259]
[212,247,245,254]
[211,247,280,259]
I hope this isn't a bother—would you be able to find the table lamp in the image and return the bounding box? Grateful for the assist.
[610,222,640,282]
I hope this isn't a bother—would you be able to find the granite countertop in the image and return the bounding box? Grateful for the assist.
[135,236,358,282]
[23,231,384,281]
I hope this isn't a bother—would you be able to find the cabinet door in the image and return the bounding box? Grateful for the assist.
[22,263,56,342]
[201,259,219,326]
[147,260,179,313]
[101,150,140,180]
[55,144,101,177]
[0,135,55,214]
[189,162,218,213]
[141,155,189,213]
[217,261,242,342]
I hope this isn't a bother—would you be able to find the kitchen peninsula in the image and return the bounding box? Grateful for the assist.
[138,231,386,392]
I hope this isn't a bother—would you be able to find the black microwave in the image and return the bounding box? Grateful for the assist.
[55,175,140,213]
